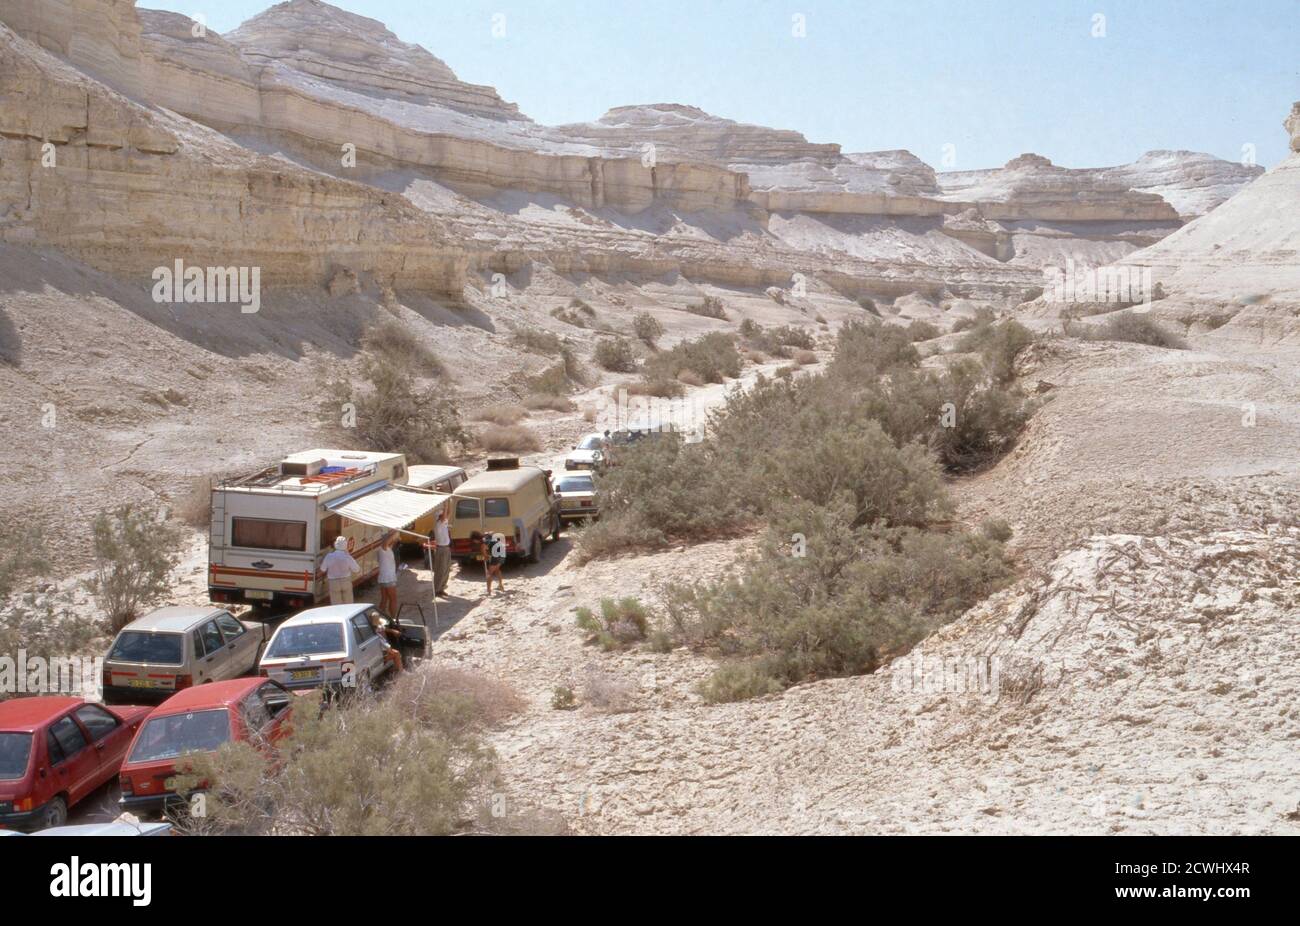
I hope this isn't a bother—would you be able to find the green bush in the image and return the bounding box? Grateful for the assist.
[906,320,942,342]
[85,505,182,631]
[575,597,652,650]
[323,358,468,464]
[1074,311,1187,350]
[684,295,728,319]
[642,332,741,384]
[594,337,637,372]
[956,318,1035,384]
[361,318,443,377]
[697,661,784,703]
[0,519,50,600]
[633,312,664,347]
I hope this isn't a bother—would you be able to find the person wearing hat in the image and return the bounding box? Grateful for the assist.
[318,534,361,604]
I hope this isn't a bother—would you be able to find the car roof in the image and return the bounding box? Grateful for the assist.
[0,696,83,731]
[149,677,267,715]
[32,821,172,837]
[455,465,547,496]
[119,605,227,634]
[274,604,369,626]
[407,464,465,487]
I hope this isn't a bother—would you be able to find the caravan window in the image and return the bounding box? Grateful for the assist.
[232,517,307,552]
[320,514,342,551]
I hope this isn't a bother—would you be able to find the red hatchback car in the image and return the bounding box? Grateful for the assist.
[0,697,150,831]
[118,677,293,817]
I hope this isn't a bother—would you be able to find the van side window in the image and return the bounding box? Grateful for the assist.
[454,498,480,519]
[484,497,510,517]
[232,517,307,552]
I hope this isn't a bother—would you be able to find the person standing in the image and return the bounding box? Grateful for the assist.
[470,531,506,598]
[376,532,399,617]
[318,535,360,604]
[431,508,452,598]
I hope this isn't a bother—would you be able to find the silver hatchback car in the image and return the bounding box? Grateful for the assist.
[103,606,267,704]
[259,604,392,693]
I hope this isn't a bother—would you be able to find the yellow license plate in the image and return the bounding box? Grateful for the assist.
[128,679,160,689]
[290,669,319,680]
[164,777,176,790]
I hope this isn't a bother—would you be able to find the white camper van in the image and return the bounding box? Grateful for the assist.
[207,449,449,612]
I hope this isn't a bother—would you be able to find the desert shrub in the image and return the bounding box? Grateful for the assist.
[174,687,496,836]
[828,319,920,377]
[575,597,652,650]
[85,505,181,632]
[633,312,664,346]
[478,424,541,453]
[906,320,942,342]
[0,520,50,600]
[323,358,468,463]
[551,299,596,327]
[738,318,761,339]
[361,318,443,377]
[387,664,524,733]
[551,686,577,710]
[668,502,1013,696]
[1075,311,1187,349]
[523,393,575,412]
[642,332,741,384]
[512,328,565,355]
[625,377,685,398]
[594,337,637,372]
[676,369,705,387]
[793,349,817,365]
[741,321,816,358]
[857,296,880,315]
[957,318,1035,384]
[929,358,1036,471]
[0,593,106,688]
[471,403,527,426]
[980,518,1014,543]
[684,295,728,319]
[697,661,784,704]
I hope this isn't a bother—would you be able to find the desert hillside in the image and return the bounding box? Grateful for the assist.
[0,0,1297,836]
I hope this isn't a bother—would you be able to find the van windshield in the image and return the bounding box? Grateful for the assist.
[108,631,185,666]
[0,733,33,780]
[129,710,231,763]
[267,623,345,658]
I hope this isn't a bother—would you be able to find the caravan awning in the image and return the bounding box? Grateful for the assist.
[327,486,451,536]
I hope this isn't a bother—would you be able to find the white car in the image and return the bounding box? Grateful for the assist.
[564,433,606,471]
[259,604,392,693]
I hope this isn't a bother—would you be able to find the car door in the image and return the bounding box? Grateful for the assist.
[72,704,127,788]
[215,611,258,676]
[351,611,384,678]
[193,618,227,682]
[46,714,98,805]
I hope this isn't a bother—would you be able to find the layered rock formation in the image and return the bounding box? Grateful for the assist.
[0,20,467,293]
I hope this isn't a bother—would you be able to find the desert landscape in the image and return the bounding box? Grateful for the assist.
[0,0,1297,837]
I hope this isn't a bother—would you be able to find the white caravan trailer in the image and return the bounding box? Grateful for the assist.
[207,449,449,612]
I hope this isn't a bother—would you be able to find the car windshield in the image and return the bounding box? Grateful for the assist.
[556,476,594,493]
[128,710,231,763]
[577,436,604,450]
[108,631,185,665]
[266,623,345,658]
[0,733,33,780]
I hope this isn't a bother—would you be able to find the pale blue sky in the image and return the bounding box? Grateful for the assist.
[144,0,1300,169]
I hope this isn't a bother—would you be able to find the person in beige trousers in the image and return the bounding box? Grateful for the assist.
[318,535,360,604]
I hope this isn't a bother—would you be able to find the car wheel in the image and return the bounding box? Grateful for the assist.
[39,796,68,830]
[527,533,543,564]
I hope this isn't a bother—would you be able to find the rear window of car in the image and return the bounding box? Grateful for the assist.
[484,497,510,518]
[0,732,32,780]
[129,709,232,763]
[577,436,604,450]
[266,623,346,658]
[556,476,594,493]
[108,631,185,665]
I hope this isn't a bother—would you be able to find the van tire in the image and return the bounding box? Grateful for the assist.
[550,515,562,541]
[527,533,543,564]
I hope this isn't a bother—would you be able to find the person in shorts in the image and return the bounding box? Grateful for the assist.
[471,530,506,598]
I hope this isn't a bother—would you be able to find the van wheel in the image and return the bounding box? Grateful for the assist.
[527,533,543,564]
[39,796,67,830]
[550,516,562,541]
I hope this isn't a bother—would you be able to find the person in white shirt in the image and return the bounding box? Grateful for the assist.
[430,508,452,598]
[318,535,360,604]
[376,532,399,617]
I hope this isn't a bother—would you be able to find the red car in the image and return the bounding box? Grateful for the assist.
[0,697,150,831]
[118,677,293,817]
